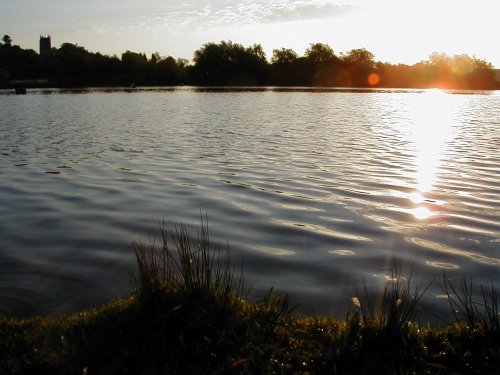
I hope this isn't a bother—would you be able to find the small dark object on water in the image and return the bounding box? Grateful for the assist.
[15,88,27,95]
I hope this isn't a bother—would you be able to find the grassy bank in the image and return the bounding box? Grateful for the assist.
[1,222,499,374]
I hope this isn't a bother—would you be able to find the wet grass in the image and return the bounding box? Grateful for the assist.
[1,222,499,374]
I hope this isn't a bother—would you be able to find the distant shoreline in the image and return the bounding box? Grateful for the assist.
[2,39,499,90]
[2,83,499,92]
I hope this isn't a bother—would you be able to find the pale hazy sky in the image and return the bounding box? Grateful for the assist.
[2,0,499,67]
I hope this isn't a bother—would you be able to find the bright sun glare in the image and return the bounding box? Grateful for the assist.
[410,91,453,191]
[406,90,456,220]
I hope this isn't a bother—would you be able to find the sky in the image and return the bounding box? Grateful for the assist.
[2,0,499,67]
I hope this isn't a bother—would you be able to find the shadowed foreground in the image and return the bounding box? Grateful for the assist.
[1,222,499,374]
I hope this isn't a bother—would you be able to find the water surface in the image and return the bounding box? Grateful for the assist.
[1,87,499,320]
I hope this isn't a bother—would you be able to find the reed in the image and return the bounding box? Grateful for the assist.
[337,264,430,373]
[443,275,499,332]
[353,264,427,333]
[131,217,245,307]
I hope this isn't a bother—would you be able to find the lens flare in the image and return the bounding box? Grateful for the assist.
[368,73,380,86]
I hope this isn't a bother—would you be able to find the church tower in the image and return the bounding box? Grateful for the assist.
[39,35,51,56]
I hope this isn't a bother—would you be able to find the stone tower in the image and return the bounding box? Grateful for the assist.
[39,35,51,56]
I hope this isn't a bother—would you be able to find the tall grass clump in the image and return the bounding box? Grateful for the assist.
[131,218,245,306]
[343,264,429,373]
[128,218,297,373]
[443,275,500,332]
[420,275,500,374]
[354,265,427,332]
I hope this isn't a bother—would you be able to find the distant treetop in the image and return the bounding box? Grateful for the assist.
[0,35,498,89]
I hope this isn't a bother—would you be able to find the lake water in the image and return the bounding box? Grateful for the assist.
[1,87,499,321]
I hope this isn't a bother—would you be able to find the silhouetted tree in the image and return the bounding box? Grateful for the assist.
[247,43,266,61]
[0,36,498,89]
[305,43,336,64]
[0,35,39,82]
[303,43,342,86]
[271,48,298,64]
[89,52,121,85]
[239,43,268,84]
[463,56,496,89]
[1,35,12,47]
[342,48,375,69]
[122,51,147,67]
[269,48,304,85]
[176,58,189,69]
[192,41,233,84]
[51,43,93,84]
[341,48,376,86]
[191,41,268,85]
[151,55,186,84]
[150,52,161,64]
[120,50,148,84]
[375,62,414,88]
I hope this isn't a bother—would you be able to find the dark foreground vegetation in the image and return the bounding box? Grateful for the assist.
[1,34,499,90]
[1,222,499,374]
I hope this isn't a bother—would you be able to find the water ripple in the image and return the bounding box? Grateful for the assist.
[0,88,499,319]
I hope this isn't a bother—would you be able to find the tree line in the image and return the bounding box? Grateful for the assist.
[1,34,498,89]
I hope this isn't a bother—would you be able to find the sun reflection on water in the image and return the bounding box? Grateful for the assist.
[405,90,457,220]
[412,206,434,220]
